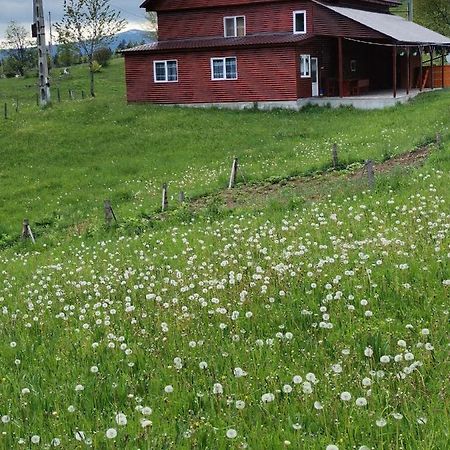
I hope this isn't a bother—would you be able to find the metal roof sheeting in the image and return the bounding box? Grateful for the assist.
[316,2,450,45]
[122,33,311,53]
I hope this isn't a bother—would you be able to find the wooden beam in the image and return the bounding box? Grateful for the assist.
[419,47,423,92]
[430,46,434,89]
[338,37,344,98]
[393,46,397,98]
[406,48,410,95]
[442,50,445,89]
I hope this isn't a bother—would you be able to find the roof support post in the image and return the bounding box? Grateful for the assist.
[392,45,397,98]
[419,47,423,92]
[442,49,445,89]
[406,48,410,95]
[338,36,344,98]
[430,46,434,89]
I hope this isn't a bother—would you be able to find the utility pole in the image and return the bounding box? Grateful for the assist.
[48,11,53,69]
[32,0,51,106]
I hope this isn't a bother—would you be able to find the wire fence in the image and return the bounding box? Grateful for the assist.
[1,85,91,119]
[20,132,445,246]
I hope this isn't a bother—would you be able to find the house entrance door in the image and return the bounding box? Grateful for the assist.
[311,57,319,97]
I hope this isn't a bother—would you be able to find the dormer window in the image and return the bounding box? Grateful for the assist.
[224,16,246,37]
[293,11,307,34]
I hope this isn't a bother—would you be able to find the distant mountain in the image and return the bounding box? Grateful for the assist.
[110,29,156,51]
[0,29,155,61]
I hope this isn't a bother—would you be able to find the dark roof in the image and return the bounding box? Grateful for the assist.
[122,33,311,53]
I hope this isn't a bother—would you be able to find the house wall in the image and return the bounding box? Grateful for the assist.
[313,5,386,39]
[158,1,313,41]
[147,0,396,13]
[125,46,298,103]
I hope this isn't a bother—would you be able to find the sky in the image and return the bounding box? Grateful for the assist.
[0,0,148,42]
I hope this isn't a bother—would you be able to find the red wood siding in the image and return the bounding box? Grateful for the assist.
[144,0,398,12]
[147,0,287,12]
[313,4,387,39]
[425,65,450,88]
[158,1,313,41]
[125,47,298,103]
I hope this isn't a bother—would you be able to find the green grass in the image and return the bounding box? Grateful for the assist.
[0,58,449,449]
[0,58,449,240]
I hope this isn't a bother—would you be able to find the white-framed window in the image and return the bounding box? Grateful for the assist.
[224,16,246,37]
[293,10,307,34]
[153,60,178,83]
[211,57,238,80]
[300,54,311,78]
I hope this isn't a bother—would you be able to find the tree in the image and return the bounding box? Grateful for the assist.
[56,42,81,67]
[55,0,126,97]
[146,11,158,40]
[4,21,35,76]
[93,46,113,66]
[414,0,450,37]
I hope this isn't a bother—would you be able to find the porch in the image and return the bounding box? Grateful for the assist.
[308,2,450,103]
[312,38,447,102]
[298,89,434,110]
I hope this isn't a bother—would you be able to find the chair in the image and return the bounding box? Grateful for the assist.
[352,79,370,96]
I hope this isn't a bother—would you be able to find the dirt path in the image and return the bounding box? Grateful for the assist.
[191,146,431,210]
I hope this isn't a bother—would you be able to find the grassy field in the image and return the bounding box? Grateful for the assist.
[0,58,449,240]
[0,58,449,449]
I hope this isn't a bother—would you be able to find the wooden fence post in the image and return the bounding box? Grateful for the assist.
[57,88,61,103]
[4,103,7,120]
[179,191,185,203]
[366,160,375,189]
[228,157,238,189]
[36,93,39,106]
[82,90,85,99]
[162,183,168,211]
[104,200,117,226]
[15,97,19,113]
[21,219,36,244]
[436,132,442,148]
[332,143,339,169]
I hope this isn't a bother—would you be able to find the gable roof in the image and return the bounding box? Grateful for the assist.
[316,2,450,45]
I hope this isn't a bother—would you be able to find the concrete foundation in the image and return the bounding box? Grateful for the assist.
[168,89,436,111]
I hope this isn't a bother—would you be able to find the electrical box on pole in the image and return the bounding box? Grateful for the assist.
[32,0,51,106]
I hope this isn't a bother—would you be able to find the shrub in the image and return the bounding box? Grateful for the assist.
[91,61,102,73]
[93,47,113,66]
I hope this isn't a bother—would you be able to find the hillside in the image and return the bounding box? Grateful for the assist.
[0,58,449,449]
[0,58,449,241]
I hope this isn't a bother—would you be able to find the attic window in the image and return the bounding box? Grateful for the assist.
[224,16,246,37]
[293,11,307,34]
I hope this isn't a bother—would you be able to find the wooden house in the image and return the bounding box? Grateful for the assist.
[123,0,450,109]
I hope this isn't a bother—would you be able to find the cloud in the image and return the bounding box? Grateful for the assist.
[0,0,147,40]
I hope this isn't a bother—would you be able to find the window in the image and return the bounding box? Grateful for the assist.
[293,10,307,34]
[211,57,238,80]
[224,16,246,37]
[224,16,245,38]
[300,54,311,78]
[154,60,178,83]
[350,59,357,73]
